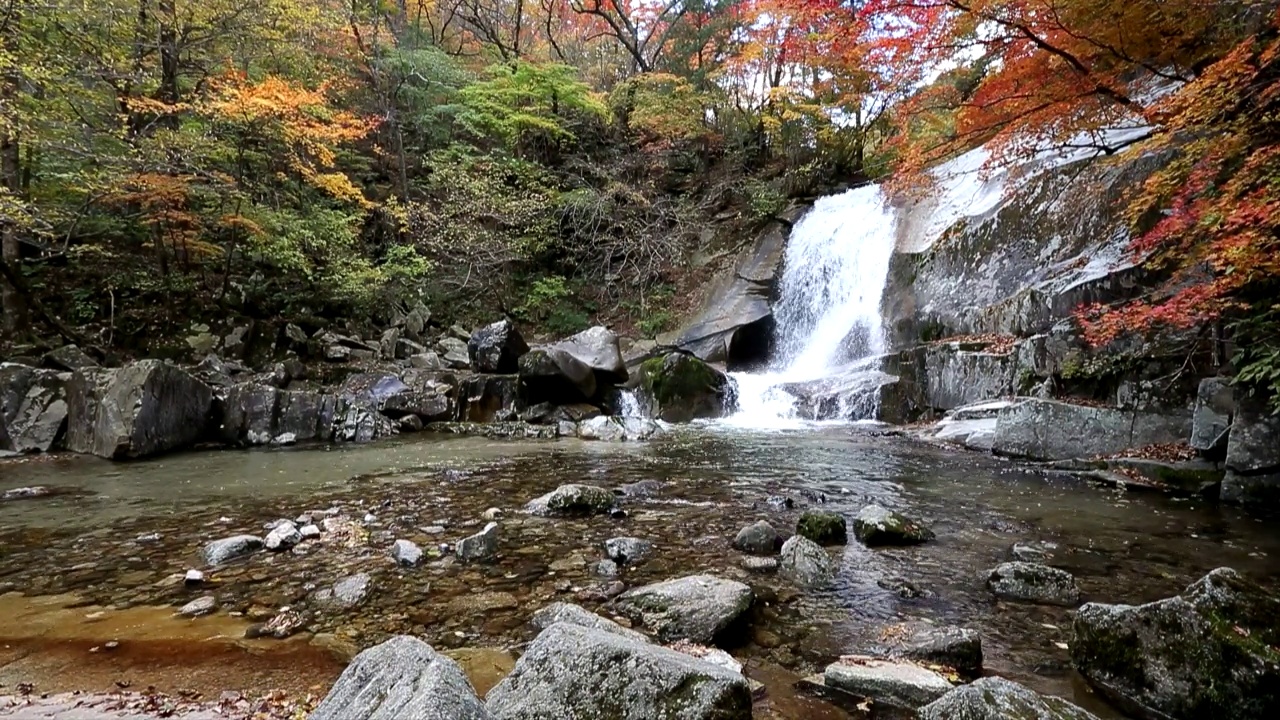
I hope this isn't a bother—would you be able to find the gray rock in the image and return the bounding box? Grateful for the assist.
[264,521,302,551]
[576,415,664,441]
[1071,567,1280,720]
[403,304,431,341]
[202,535,263,566]
[549,326,629,384]
[853,505,935,546]
[468,320,529,374]
[592,559,620,578]
[604,537,653,565]
[456,375,521,423]
[65,360,212,459]
[529,602,649,643]
[778,535,836,589]
[456,522,499,562]
[824,658,953,709]
[43,344,98,371]
[311,635,490,720]
[1011,540,1061,564]
[486,622,751,720]
[610,574,753,643]
[992,398,1191,461]
[315,572,373,609]
[740,556,779,574]
[391,539,423,567]
[178,596,217,618]
[284,323,308,347]
[299,524,321,539]
[410,351,444,370]
[732,520,779,555]
[919,677,1102,720]
[184,569,204,584]
[1222,400,1280,506]
[0,363,69,454]
[525,484,615,516]
[1,486,50,501]
[1190,377,1234,452]
[379,327,401,360]
[873,623,983,677]
[987,562,1080,606]
[619,479,661,497]
[518,347,597,403]
[635,352,731,423]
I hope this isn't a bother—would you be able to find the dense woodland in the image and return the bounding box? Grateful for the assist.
[0,0,1278,402]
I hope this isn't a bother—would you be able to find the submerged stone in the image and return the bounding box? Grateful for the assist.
[988,562,1080,606]
[202,535,263,566]
[525,484,615,516]
[824,657,953,709]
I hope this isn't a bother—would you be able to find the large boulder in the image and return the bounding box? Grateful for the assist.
[797,510,848,545]
[311,635,491,720]
[1221,400,1280,506]
[529,602,649,643]
[1071,567,1280,720]
[918,677,1102,720]
[66,360,213,459]
[636,352,731,423]
[518,347,597,403]
[732,520,779,555]
[218,383,338,446]
[992,398,1191,461]
[1190,377,1234,453]
[549,326,628,384]
[0,363,69,453]
[485,622,751,720]
[468,320,529,374]
[609,575,753,643]
[525,484,616,516]
[987,562,1080,606]
[458,375,523,423]
[778,535,836,589]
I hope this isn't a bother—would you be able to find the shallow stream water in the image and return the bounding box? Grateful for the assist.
[2,427,1278,718]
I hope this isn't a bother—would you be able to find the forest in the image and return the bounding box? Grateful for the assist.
[1,0,1278,402]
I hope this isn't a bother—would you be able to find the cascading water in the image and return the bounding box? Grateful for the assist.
[721,184,900,428]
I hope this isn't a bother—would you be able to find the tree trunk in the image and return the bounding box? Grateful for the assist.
[1,4,25,337]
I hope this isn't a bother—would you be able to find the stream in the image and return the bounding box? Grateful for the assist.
[3,427,1278,718]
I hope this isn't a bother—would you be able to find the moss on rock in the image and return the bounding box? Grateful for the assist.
[638,352,730,423]
[796,510,848,546]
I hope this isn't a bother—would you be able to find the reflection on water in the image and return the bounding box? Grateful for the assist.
[1,427,1277,718]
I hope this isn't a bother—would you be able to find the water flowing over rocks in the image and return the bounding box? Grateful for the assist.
[525,484,615,516]
[778,534,836,589]
[485,622,752,720]
[66,359,213,459]
[732,520,780,555]
[987,562,1081,606]
[853,505,934,546]
[918,677,1102,720]
[823,657,953,709]
[1071,567,1280,719]
[575,415,663,441]
[0,363,69,453]
[609,574,753,644]
[468,320,529,374]
[311,635,491,720]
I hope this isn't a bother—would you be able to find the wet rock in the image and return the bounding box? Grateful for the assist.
[66,360,213,459]
[877,577,929,599]
[797,510,848,545]
[592,559,620,578]
[610,574,753,643]
[1011,540,1061,564]
[486,622,751,720]
[853,505,935,546]
[391,539,423,567]
[873,623,983,678]
[2,486,52,501]
[299,524,321,539]
[763,495,794,511]
[468,320,529,374]
[482,507,503,520]
[178,596,217,618]
[457,375,522,423]
[992,398,1191,461]
[203,535,263,566]
[315,572,373,609]
[549,326,629,385]
[740,557,779,574]
[636,352,731,423]
[1071,567,1280,720]
[264,521,302,551]
[575,581,626,603]
[311,635,490,720]
[619,479,661,497]
[919,677,1101,720]
[1190,377,1234,453]
[184,570,204,585]
[987,562,1080,606]
[732,520,779,555]
[519,347,597,403]
[529,602,649,643]
[824,657,953,709]
[1222,400,1280,506]
[0,363,69,453]
[604,537,654,565]
[576,416,665,441]
[456,522,499,563]
[525,484,615,516]
[779,535,836,589]
[410,351,444,370]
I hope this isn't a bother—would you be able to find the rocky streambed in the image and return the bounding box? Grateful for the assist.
[1,427,1278,719]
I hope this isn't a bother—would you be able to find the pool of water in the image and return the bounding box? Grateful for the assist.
[1,427,1277,718]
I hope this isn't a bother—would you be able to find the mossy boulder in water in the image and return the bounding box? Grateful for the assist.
[637,352,730,423]
[1071,567,1280,720]
[797,510,848,545]
[987,562,1080,606]
[853,504,934,546]
[525,484,616,516]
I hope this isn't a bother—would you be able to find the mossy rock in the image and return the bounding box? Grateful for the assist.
[638,352,730,423]
[1071,567,1280,719]
[853,505,935,546]
[796,510,848,546]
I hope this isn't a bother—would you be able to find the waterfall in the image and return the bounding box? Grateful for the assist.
[721,185,900,428]
[615,388,645,418]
